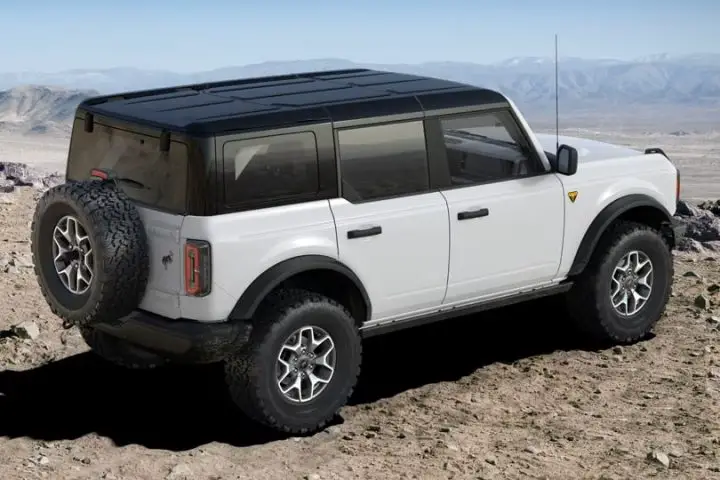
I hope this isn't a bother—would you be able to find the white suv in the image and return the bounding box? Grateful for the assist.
[30,68,685,434]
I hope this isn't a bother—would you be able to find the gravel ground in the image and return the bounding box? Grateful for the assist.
[1,187,720,480]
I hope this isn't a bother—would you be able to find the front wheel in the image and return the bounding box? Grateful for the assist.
[224,288,362,434]
[565,220,674,344]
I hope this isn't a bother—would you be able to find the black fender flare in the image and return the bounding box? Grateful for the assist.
[228,255,372,321]
[567,194,674,276]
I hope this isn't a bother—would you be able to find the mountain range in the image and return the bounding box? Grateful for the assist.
[1,54,720,135]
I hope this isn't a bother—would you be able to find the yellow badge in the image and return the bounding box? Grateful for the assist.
[568,191,578,203]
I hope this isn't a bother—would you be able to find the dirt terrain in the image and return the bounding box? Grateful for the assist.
[1,175,720,479]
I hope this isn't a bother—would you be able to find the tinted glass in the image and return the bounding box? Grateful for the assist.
[66,118,189,214]
[337,121,429,202]
[223,131,319,206]
[439,110,541,186]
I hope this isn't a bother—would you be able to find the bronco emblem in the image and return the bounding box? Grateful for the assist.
[161,251,174,269]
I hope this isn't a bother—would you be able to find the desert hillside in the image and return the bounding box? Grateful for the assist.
[0,165,719,479]
[0,85,94,136]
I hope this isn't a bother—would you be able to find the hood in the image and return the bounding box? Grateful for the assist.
[534,133,642,163]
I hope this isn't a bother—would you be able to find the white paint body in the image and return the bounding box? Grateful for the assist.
[135,102,679,326]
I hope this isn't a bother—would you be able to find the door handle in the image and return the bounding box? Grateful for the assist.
[457,208,489,220]
[347,225,382,239]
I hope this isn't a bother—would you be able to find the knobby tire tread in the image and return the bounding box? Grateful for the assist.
[566,220,673,344]
[31,181,149,327]
[224,288,362,435]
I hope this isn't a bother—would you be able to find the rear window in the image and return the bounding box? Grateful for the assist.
[66,117,189,214]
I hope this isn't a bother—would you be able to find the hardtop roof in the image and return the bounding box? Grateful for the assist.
[79,68,509,135]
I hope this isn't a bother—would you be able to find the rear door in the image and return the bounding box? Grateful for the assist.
[330,120,450,322]
[65,117,189,318]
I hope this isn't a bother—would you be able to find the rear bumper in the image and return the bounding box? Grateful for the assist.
[94,310,252,363]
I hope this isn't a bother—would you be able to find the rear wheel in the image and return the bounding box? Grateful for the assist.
[565,220,674,344]
[79,326,169,369]
[224,288,362,434]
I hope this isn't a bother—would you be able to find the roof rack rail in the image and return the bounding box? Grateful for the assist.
[81,68,373,106]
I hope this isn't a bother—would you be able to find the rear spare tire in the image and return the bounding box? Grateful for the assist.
[31,180,149,328]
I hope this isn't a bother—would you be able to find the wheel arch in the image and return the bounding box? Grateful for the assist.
[568,194,675,277]
[228,255,372,324]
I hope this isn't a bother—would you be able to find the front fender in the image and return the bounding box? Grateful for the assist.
[568,194,673,276]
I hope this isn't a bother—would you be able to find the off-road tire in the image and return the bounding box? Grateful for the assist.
[79,326,169,369]
[565,220,674,344]
[31,180,149,328]
[224,288,362,434]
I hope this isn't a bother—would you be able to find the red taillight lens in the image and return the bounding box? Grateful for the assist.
[90,168,109,180]
[184,240,211,297]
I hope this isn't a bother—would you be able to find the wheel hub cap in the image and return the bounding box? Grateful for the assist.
[275,326,336,403]
[610,250,654,317]
[52,215,94,295]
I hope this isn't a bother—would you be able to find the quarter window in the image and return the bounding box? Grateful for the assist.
[438,110,542,186]
[223,132,319,206]
[337,121,430,202]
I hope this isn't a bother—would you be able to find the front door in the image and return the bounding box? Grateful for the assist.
[442,175,565,304]
[427,108,565,305]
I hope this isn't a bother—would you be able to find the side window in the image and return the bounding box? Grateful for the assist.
[337,121,430,202]
[438,110,543,186]
[223,132,319,206]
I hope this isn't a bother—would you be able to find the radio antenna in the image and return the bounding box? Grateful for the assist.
[554,33,560,152]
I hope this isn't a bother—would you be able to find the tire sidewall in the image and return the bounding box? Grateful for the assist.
[595,229,672,337]
[33,196,105,320]
[252,301,361,430]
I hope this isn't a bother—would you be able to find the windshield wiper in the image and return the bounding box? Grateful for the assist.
[89,168,148,189]
[116,177,148,189]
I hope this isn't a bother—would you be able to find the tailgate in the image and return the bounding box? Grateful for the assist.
[135,205,185,319]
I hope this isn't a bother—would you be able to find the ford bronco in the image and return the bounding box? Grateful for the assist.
[30,68,684,434]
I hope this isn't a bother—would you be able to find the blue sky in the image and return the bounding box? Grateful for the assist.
[3,0,719,72]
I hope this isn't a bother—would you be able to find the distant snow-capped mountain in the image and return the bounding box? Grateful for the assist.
[2,54,719,109]
[1,54,719,135]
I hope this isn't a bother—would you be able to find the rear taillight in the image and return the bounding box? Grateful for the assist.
[184,240,211,297]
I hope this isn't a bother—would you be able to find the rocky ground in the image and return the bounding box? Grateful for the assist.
[1,164,720,480]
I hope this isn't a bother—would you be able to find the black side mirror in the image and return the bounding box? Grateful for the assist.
[556,144,578,176]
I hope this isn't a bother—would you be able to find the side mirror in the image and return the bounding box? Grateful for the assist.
[556,144,578,176]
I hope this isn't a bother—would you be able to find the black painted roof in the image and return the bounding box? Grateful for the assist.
[80,68,509,135]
